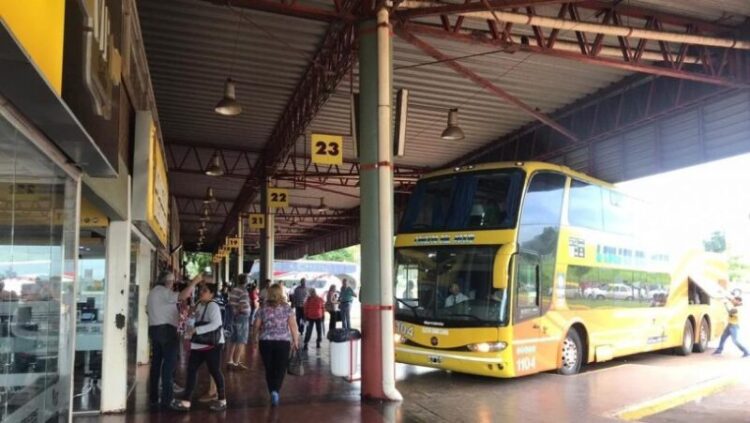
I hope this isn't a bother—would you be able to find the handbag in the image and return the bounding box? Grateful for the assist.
[191,302,222,346]
[287,349,304,376]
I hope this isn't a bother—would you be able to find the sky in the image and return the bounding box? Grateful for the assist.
[617,153,750,258]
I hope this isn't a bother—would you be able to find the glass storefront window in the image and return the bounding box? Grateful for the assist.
[73,226,106,412]
[0,113,79,421]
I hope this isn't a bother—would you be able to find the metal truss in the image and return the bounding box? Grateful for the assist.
[166,141,424,188]
[395,2,750,88]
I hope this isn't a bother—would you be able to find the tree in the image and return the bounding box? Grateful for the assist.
[307,245,360,263]
[183,252,213,278]
[703,231,726,253]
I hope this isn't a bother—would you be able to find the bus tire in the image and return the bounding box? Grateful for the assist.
[675,320,694,356]
[558,329,583,375]
[693,317,710,353]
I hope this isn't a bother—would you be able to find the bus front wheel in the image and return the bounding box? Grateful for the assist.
[558,330,583,375]
[675,320,694,356]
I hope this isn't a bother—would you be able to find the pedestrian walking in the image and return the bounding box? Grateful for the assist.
[253,284,300,406]
[171,283,227,412]
[146,271,201,409]
[248,280,259,323]
[292,278,309,335]
[226,274,252,370]
[339,278,357,331]
[303,289,325,349]
[325,285,340,333]
[713,295,750,357]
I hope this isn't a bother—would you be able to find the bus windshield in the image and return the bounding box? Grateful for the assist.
[394,246,508,327]
[399,168,524,233]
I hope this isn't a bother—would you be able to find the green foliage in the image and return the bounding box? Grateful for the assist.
[183,252,213,279]
[307,245,360,263]
[729,255,750,283]
[703,231,727,253]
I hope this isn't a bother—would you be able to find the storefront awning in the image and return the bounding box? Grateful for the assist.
[0,21,117,177]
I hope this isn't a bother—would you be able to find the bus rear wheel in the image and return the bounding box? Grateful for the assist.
[693,318,710,353]
[675,320,694,356]
[558,330,583,375]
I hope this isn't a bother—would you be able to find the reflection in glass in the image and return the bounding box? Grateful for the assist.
[0,115,78,421]
[73,226,106,412]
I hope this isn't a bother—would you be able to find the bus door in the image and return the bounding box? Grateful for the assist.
[513,250,544,375]
[512,172,567,375]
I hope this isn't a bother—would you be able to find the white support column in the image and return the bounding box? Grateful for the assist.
[101,176,132,413]
[224,253,230,285]
[100,182,132,412]
[136,236,153,364]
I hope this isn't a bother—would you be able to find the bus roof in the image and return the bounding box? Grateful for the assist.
[421,161,616,189]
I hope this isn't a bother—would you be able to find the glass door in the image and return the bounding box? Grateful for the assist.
[72,222,107,413]
[0,111,79,421]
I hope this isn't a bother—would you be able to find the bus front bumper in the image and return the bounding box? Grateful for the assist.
[396,345,513,378]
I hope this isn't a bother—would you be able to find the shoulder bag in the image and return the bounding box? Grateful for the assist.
[192,301,222,346]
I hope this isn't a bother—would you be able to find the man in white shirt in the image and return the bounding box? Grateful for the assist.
[146,271,201,408]
[444,283,469,307]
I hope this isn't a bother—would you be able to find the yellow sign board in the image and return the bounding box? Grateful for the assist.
[268,188,289,208]
[227,237,241,249]
[1,1,66,93]
[147,122,170,246]
[311,133,343,165]
[248,214,265,230]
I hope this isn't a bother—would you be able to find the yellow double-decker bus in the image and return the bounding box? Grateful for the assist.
[394,161,729,377]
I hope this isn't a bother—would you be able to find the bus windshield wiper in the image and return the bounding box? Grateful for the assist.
[396,298,419,317]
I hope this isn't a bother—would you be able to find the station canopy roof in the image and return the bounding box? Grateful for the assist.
[136,0,750,257]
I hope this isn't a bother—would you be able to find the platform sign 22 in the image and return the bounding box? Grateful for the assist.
[267,188,289,208]
[248,214,265,230]
[311,133,343,165]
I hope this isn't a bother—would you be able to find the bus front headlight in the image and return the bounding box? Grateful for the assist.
[467,342,507,353]
[394,333,404,344]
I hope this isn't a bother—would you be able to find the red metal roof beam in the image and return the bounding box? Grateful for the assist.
[396,27,579,142]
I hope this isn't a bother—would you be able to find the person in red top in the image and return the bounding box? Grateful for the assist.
[303,289,325,349]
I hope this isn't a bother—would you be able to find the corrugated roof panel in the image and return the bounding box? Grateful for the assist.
[659,109,701,171]
[564,146,590,172]
[594,136,623,182]
[138,0,329,153]
[704,92,750,160]
[623,126,657,179]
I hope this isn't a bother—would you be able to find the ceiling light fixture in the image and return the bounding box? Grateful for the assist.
[316,197,328,213]
[205,153,224,176]
[441,108,465,141]
[215,11,243,116]
[203,187,217,204]
[214,78,242,116]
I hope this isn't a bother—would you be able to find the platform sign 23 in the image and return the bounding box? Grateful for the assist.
[267,188,289,208]
[248,213,265,230]
[311,133,343,165]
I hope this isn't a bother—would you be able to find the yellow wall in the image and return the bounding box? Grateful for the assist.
[1,1,66,94]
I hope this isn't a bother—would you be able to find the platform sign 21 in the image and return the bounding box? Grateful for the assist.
[248,214,265,230]
[311,133,343,165]
[267,188,289,208]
